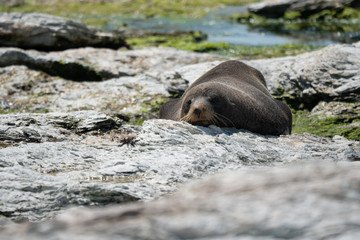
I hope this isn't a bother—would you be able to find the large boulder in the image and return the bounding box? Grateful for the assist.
[0,12,129,51]
[248,42,360,107]
[162,42,360,108]
[1,161,360,239]
[248,0,359,18]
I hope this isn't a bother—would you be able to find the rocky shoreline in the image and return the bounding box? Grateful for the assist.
[0,11,359,239]
[248,0,360,18]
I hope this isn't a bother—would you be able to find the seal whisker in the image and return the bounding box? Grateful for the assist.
[215,113,235,127]
[181,114,193,124]
[210,116,218,126]
[180,114,189,122]
[213,114,227,127]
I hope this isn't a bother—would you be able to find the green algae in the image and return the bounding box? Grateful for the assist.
[128,34,321,59]
[140,95,167,115]
[292,108,360,141]
[128,95,168,126]
[0,108,17,114]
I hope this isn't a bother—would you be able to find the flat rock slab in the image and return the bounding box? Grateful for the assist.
[1,161,360,239]
[0,111,122,144]
[0,47,224,116]
[162,42,360,107]
[0,46,223,81]
[0,12,128,51]
[0,114,359,222]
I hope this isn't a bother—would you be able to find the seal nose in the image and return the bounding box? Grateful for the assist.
[193,108,201,118]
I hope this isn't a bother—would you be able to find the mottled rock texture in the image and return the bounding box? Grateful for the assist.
[0,47,223,117]
[248,0,359,18]
[0,115,359,222]
[1,42,358,113]
[0,12,129,51]
[1,161,360,239]
[163,42,360,108]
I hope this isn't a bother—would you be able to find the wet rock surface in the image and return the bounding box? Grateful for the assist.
[2,161,360,240]
[0,12,129,51]
[248,0,359,18]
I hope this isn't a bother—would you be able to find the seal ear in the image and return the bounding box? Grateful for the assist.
[159,99,181,121]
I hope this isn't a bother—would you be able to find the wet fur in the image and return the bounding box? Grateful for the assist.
[159,60,292,135]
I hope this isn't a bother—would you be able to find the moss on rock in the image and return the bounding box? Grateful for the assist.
[292,105,360,141]
[232,7,360,34]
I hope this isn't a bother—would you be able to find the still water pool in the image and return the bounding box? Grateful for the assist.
[104,5,357,46]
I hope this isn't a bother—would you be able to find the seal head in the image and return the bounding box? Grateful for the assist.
[179,83,234,127]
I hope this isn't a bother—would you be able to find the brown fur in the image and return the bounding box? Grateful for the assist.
[159,60,292,135]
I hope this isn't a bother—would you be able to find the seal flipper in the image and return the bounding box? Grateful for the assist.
[159,99,182,121]
[274,99,293,134]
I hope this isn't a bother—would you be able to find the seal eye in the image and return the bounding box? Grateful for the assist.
[183,99,192,114]
[210,97,220,104]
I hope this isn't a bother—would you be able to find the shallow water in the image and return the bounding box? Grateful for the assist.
[105,5,356,46]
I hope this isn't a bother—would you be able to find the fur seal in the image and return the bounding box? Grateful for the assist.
[159,60,292,135]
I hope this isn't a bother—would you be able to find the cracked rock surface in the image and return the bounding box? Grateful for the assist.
[0,12,128,51]
[0,116,359,222]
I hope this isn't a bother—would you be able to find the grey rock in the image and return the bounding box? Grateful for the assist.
[248,0,294,18]
[0,12,128,51]
[0,47,129,81]
[0,166,139,222]
[248,0,358,18]
[247,42,360,107]
[0,0,24,7]
[311,101,360,118]
[0,46,224,81]
[160,60,223,95]
[0,111,120,144]
[0,47,224,116]
[1,161,360,239]
[0,117,359,222]
[309,101,360,136]
[161,42,360,107]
